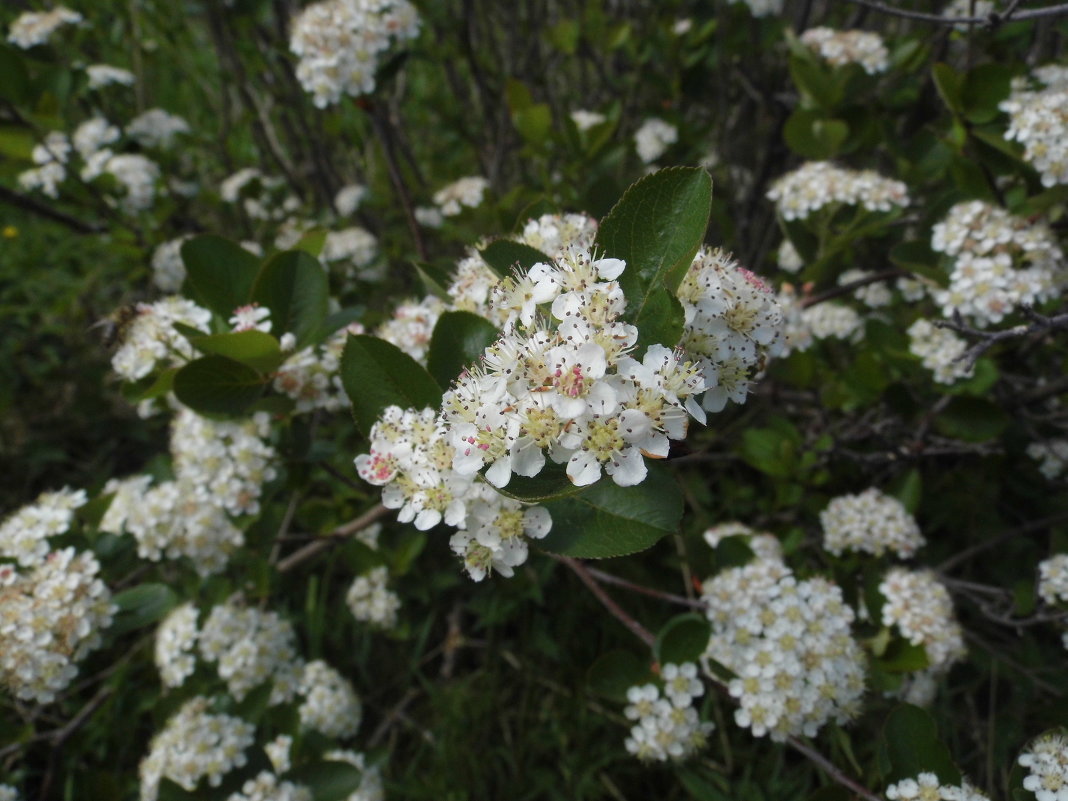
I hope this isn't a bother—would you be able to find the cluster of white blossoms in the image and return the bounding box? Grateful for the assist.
[73,117,120,162]
[220,168,299,222]
[225,772,311,801]
[110,296,211,380]
[18,131,71,198]
[127,108,191,150]
[727,0,784,16]
[570,109,606,132]
[0,548,115,704]
[334,183,367,216]
[676,247,786,412]
[346,565,401,628]
[1038,554,1068,605]
[1028,439,1068,480]
[355,406,552,580]
[776,287,863,355]
[375,296,446,363]
[438,249,708,490]
[298,660,363,738]
[517,212,599,258]
[155,602,200,688]
[150,235,192,292]
[634,118,679,164]
[886,773,990,801]
[0,785,18,801]
[778,240,803,273]
[930,200,1065,326]
[289,0,420,108]
[799,28,889,74]
[879,568,966,672]
[820,488,925,558]
[198,598,303,704]
[0,486,86,567]
[1001,65,1068,188]
[139,696,255,801]
[323,750,385,801]
[323,227,381,284]
[700,530,865,740]
[100,152,162,213]
[839,268,892,308]
[943,0,996,26]
[7,7,81,48]
[766,161,909,221]
[623,663,713,763]
[907,319,975,385]
[433,176,490,217]
[86,63,135,89]
[1019,732,1068,801]
[274,325,354,413]
[101,411,277,574]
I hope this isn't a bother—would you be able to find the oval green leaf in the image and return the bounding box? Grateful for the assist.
[538,462,683,558]
[880,704,962,786]
[340,334,443,436]
[426,310,501,389]
[587,650,655,702]
[286,761,362,801]
[250,250,330,349]
[190,330,284,373]
[180,235,261,319]
[655,614,711,665]
[111,583,179,634]
[479,240,553,278]
[173,355,266,417]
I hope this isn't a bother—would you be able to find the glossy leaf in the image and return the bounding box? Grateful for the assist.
[586,650,654,702]
[250,250,330,349]
[180,235,261,319]
[111,583,178,634]
[597,166,712,324]
[881,704,961,785]
[286,761,362,801]
[479,240,552,278]
[633,284,685,352]
[340,334,443,436]
[494,462,590,503]
[655,614,711,665]
[173,355,266,416]
[426,311,500,389]
[189,330,284,373]
[538,463,683,558]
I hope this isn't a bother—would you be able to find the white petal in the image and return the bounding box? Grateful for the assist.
[511,440,546,477]
[594,257,626,280]
[567,450,602,486]
[485,457,512,488]
[523,506,552,539]
[606,447,647,486]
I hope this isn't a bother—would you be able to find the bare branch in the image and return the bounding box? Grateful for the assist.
[934,308,1068,367]
[841,0,1068,27]
[276,503,390,573]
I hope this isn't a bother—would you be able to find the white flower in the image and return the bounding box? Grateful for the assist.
[634,118,678,163]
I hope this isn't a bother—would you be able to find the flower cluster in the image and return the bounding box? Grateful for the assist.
[777,287,863,355]
[334,183,367,216]
[0,785,18,801]
[819,488,925,558]
[127,108,191,150]
[886,773,990,801]
[150,236,191,292]
[727,0,784,17]
[220,168,299,222]
[570,109,606,132]
[1028,439,1068,480]
[7,7,81,49]
[375,296,446,363]
[102,411,277,574]
[701,536,866,740]
[1001,65,1068,188]
[930,200,1064,326]
[198,599,303,704]
[226,772,311,801]
[355,406,551,580]
[298,660,363,738]
[138,696,255,801]
[323,227,379,283]
[289,0,420,108]
[346,565,401,629]
[943,0,996,27]
[155,602,200,688]
[110,296,211,380]
[433,176,489,216]
[839,268,892,308]
[799,28,889,74]
[86,63,135,89]
[879,568,966,672]
[1038,554,1068,605]
[274,325,355,413]
[766,161,909,221]
[1019,732,1068,801]
[676,247,786,412]
[907,319,975,384]
[0,486,86,567]
[634,118,678,163]
[0,548,115,703]
[18,131,71,198]
[622,663,712,763]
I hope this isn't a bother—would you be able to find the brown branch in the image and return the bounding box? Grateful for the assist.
[842,0,1068,27]
[276,503,390,573]
[584,566,707,609]
[800,269,909,309]
[366,103,429,262]
[938,512,1068,572]
[554,556,656,647]
[934,308,1068,367]
[786,736,885,801]
[0,185,104,235]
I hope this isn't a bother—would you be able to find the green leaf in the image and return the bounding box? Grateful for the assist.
[739,421,799,478]
[881,704,962,785]
[339,334,443,436]
[426,310,500,389]
[784,110,848,159]
[932,62,964,113]
[789,55,839,109]
[633,285,685,352]
[0,45,30,104]
[286,760,362,801]
[173,355,266,416]
[586,650,653,702]
[962,63,1011,124]
[294,226,328,258]
[889,468,922,515]
[111,583,178,634]
[180,235,261,319]
[0,125,34,161]
[597,167,712,325]
[538,463,683,558]
[513,103,553,146]
[412,260,452,300]
[251,250,330,349]
[190,330,283,373]
[889,241,949,286]
[494,462,590,503]
[156,779,199,801]
[547,19,580,54]
[655,614,711,665]
[479,240,552,278]
[878,639,930,673]
[312,306,365,343]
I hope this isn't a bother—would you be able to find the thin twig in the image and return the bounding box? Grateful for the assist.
[800,269,909,309]
[555,556,656,647]
[934,308,1068,367]
[276,504,389,573]
[842,0,1068,27]
[584,566,707,609]
[0,185,104,234]
[786,736,885,801]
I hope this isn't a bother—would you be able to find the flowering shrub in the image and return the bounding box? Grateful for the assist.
[2,1,1068,800]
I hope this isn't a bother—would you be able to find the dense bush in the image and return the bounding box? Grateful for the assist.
[2,1,1068,800]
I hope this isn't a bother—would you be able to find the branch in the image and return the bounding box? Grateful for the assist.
[800,269,909,309]
[786,736,885,801]
[934,308,1068,367]
[583,565,707,609]
[554,556,656,647]
[842,0,1068,27]
[0,185,105,235]
[276,503,390,573]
